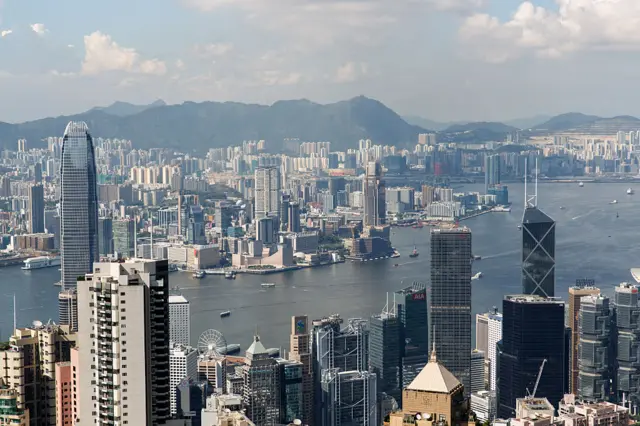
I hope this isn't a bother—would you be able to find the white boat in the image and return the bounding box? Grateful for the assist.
[472,272,483,281]
[193,270,205,279]
[261,283,276,288]
[22,256,61,270]
[225,271,237,279]
[627,188,634,195]
[493,206,512,212]
[220,311,231,318]
[579,182,584,187]
[610,200,618,204]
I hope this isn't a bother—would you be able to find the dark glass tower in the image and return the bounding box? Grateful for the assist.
[522,206,556,297]
[430,227,472,394]
[60,121,98,290]
[498,295,566,418]
[369,309,401,403]
[396,283,429,388]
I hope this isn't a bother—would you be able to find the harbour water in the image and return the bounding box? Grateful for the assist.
[2,182,639,351]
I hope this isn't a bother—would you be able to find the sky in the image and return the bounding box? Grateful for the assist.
[1,0,640,123]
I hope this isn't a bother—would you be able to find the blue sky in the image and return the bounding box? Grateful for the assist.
[1,0,639,123]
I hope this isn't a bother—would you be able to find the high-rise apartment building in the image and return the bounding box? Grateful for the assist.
[254,167,281,219]
[97,217,113,257]
[242,335,281,425]
[169,294,191,347]
[0,323,76,426]
[0,386,29,425]
[614,282,640,404]
[363,161,386,227]
[430,227,472,394]
[58,289,78,332]
[484,154,501,193]
[113,218,135,258]
[522,205,556,297]
[28,184,44,234]
[476,309,503,392]
[60,121,98,291]
[369,307,402,403]
[498,295,566,419]
[578,294,615,402]
[289,316,314,426]
[568,281,600,395]
[395,283,429,388]
[169,344,198,416]
[77,259,171,425]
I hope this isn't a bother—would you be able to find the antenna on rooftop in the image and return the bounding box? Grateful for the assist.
[524,158,528,209]
[150,214,154,260]
[524,157,538,209]
[535,157,539,207]
[134,220,138,260]
[13,294,16,332]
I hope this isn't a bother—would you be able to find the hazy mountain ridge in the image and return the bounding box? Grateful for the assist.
[88,100,167,117]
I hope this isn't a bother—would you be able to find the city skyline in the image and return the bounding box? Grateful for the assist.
[2,1,640,122]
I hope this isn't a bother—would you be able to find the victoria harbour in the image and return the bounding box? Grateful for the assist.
[3,182,637,350]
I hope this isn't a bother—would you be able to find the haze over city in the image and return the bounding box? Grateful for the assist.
[2,0,640,122]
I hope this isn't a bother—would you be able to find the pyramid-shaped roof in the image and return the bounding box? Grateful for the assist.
[406,345,462,394]
[246,335,267,357]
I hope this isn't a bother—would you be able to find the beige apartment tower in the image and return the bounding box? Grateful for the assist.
[568,282,600,395]
[77,259,171,425]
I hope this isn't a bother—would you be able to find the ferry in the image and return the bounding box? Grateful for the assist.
[225,270,237,279]
[493,206,511,212]
[579,181,584,187]
[610,200,618,205]
[473,255,482,261]
[409,247,419,258]
[22,256,61,270]
[261,283,276,288]
[628,188,634,195]
[220,311,231,318]
[193,270,205,279]
[472,272,483,281]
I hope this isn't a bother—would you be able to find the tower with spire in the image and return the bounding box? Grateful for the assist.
[241,334,280,424]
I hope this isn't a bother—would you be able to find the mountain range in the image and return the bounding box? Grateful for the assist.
[2,98,640,152]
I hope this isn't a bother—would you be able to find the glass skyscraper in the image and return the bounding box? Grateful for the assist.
[396,283,429,388]
[369,310,401,403]
[430,227,472,394]
[60,121,98,290]
[521,206,556,297]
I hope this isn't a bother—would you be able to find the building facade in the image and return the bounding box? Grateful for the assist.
[614,282,640,405]
[241,335,281,425]
[112,218,135,258]
[369,310,402,403]
[28,184,44,234]
[396,283,429,388]
[569,281,600,395]
[363,161,386,227]
[254,167,281,220]
[169,344,198,416]
[289,316,314,426]
[521,206,556,298]
[169,294,191,347]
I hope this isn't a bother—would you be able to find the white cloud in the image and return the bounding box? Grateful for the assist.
[81,31,167,75]
[30,23,47,36]
[67,44,75,48]
[175,59,186,70]
[195,43,234,57]
[460,0,640,62]
[257,70,302,86]
[334,62,369,83]
[1,29,11,38]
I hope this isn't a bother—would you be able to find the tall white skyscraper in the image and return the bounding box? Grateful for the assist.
[254,167,281,219]
[169,295,191,346]
[77,259,171,425]
[476,309,503,392]
[169,343,198,415]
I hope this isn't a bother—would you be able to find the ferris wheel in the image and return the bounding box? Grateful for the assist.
[198,329,227,357]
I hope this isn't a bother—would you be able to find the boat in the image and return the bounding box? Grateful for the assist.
[409,246,419,258]
[394,264,399,267]
[493,206,512,212]
[224,270,236,279]
[610,200,618,205]
[193,270,205,279]
[22,256,61,270]
[473,255,482,261]
[616,212,619,218]
[472,272,483,280]
[628,188,634,195]
[517,225,522,230]
[261,283,276,288]
[220,311,231,318]
[560,206,565,210]
[579,182,584,187]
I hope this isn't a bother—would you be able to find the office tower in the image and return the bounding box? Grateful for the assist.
[430,227,472,394]
[290,316,314,426]
[44,211,60,249]
[578,294,614,402]
[187,205,207,245]
[363,161,385,227]
[170,343,198,416]
[257,216,277,245]
[280,194,290,231]
[369,303,402,402]
[498,295,566,419]
[320,370,377,426]
[176,378,207,426]
[476,314,489,354]
[34,162,42,184]
[255,167,281,219]
[471,349,486,393]
[60,121,98,291]
[98,217,113,257]
[169,294,191,346]
[215,201,234,236]
[288,202,301,233]
[242,335,281,425]
[568,280,600,395]
[113,218,135,258]
[614,282,640,404]
[0,323,76,426]
[484,154,501,193]
[521,199,556,298]
[58,288,78,332]
[77,259,171,425]
[476,309,502,392]
[395,283,429,388]
[28,184,44,233]
[277,359,303,423]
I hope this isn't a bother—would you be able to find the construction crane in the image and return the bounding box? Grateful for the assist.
[526,359,547,399]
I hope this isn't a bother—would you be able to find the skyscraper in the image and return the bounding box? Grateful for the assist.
[77,259,171,424]
[578,294,615,402]
[113,218,136,258]
[320,370,377,426]
[28,184,44,234]
[60,121,98,291]
[498,295,566,419]
[614,282,640,404]
[476,309,503,392]
[568,280,600,395]
[169,343,198,416]
[289,316,314,426]
[395,283,429,388]
[255,167,281,220]
[521,203,556,297]
[288,202,301,233]
[430,227,472,394]
[369,304,402,403]
[98,216,113,256]
[242,335,281,425]
[363,161,386,227]
[470,349,486,393]
[484,154,501,193]
[169,294,191,346]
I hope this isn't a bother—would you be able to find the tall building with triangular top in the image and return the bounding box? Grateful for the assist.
[242,335,280,425]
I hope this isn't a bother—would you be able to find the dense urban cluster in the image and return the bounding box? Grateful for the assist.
[0,121,640,426]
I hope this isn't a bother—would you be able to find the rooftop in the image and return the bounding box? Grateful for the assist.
[505,295,565,305]
[406,345,462,394]
[169,295,188,304]
[522,206,554,225]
